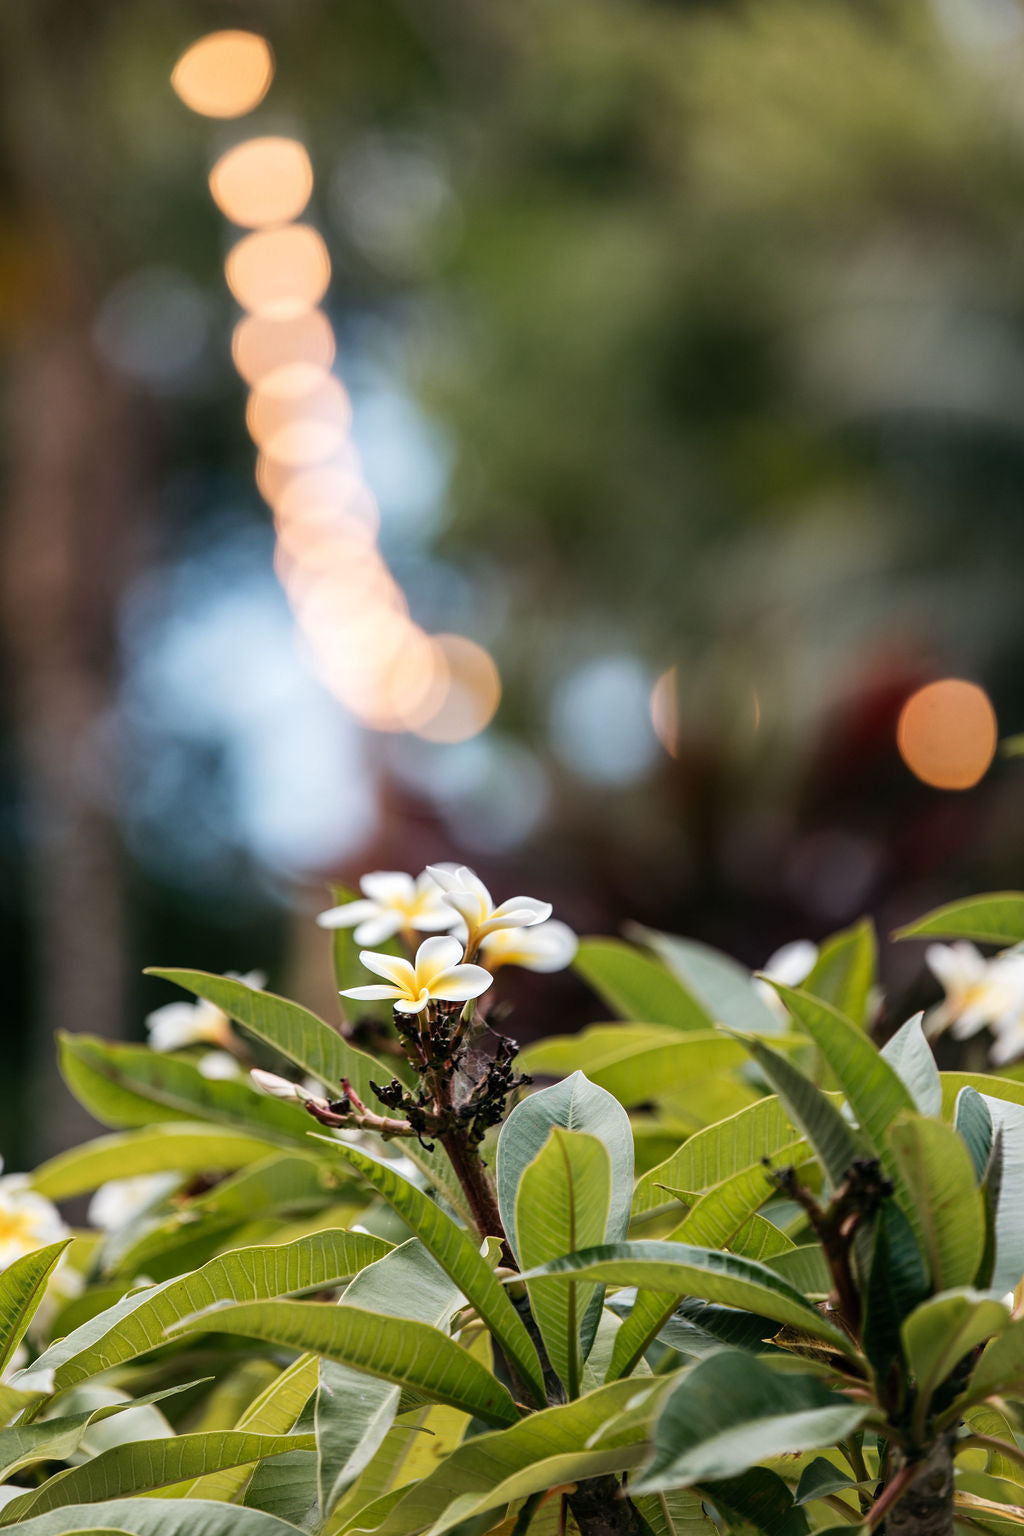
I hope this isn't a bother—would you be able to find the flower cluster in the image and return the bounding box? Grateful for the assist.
[317,863,578,1016]
[926,941,1024,1066]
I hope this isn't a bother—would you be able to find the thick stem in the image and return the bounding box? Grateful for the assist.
[874,1431,956,1536]
[567,1476,653,1536]
[440,1129,512,1263]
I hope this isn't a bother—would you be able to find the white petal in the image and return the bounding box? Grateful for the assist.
[250,1069,300,1099]
[353,912,405,946]
[428,963,493,1002]
[424,863,460,893]
[340,983,403,1002]
[316,900,379,930]
[490,896,552,927]
[445,891,489,931]
[410,906,459,933]
[358,950,417,989]
[394,989,432,1014]
[762,940,818,987]
[361,871,416,904]
[414,935,467,987]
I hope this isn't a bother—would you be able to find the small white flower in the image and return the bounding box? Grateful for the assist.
[250,1068,304,1101]
[341,934,493,1015]
[0,1173,68,1272]
[926,944,1024,1037]
[316,871,455,947]
[145,970,265,1053]
[88,1174,180,1234]
[753,939,818,1018]
[425,865,551,954]
[478,920,578,974]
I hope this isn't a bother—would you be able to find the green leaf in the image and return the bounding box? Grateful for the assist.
[732,1036,864,1192]
[886,1115,985,1291]
[957,1088,994,1181]
[144,969,387,1105]
[895,894,1024,946]
[631,928,786,1036]
[25,1229,390,1392]
[635,1488,715,1536]
[170,1299,519,1427]
[794,1458,863,1506]
[803,919,876,1029]
[0,1430,315,1524]
[631,1350,867,1492]
[586,1035,757,1109]
[573,939,713,1029]
[861,1200,928,1380]
[368,1378,653,1536]
[964,1314,1024,1402]
[652,1299,784,1359]
[901,1290,1010,1435]
[699,1468,810,1536]
[187,1354,319,1503]
[518,1241,852,1350]
[315,1240,464,1517]
[633,1096,805,1219]
[0,1383,206,1482]
[1,1503,303,1536]
[941,1073,1024,1114]
[322,1141,545,1407]
[57,1034,310,1145]
[497,1073,633,1262]
[979,1095,1024,1295]
[609,1144,809,1381]
[0,1240,70,1376]
[516,1128,611,1397]
[520,1024,688,1083]
[881,1015,942,1118]
[30,1125,285,1200]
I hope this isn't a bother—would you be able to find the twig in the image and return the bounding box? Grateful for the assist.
[864,1461,925,1530]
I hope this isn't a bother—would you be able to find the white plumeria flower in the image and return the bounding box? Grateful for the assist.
[478,919,579,974]
[342,935,493,1015]
[88,1173,181,1234]
[925,943,1024,1042]
[316,871,455,947]
[753,939,818,1019]
[0,1165,68,1272]
[145,970,265,1053]
[425,865,551,954]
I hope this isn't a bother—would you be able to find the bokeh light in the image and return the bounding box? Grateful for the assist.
[232,312,336,391]
[246,374,352,466]
[209,138,314,228]
[170,32,274,119]
[225,226,331,319]
[415,635,502,743]
[897,678,998,790]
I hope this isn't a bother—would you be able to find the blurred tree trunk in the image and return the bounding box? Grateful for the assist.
[0,317,138,1159]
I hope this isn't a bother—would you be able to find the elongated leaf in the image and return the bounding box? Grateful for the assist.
[609,1144,810,1381]
[633,1096,804,1219]
[577,933,712,1032]
[518,1241,851,1350]
[794,1459,863,1506]
[966,1315,1024,1401]
[519,1024,678,1084]
[145,969,388,1104]
[632,929,785,1036]
[24,1229,390,1392]
[57,1034,309,1144]
[0,1383,205,1482]
[0,1431,314,1525]
[734,1036,864,1192]
[770,984,915,1154]
[631,1350,867,1491]
[370,1378,652,1536]
[187,1354,319,1503]
[6,1499,305,1536]
[323,1141,545,1407]
[30,1126,284,1200]
[895,894,1024,945]
[170,1299,519,1426]
[574,939,713,1029]
[803,919,876,1029]
[941,1073,1024,1114]
[635,1488,715,1536]
[886,1115,985,1290]
[316,1241,463,1516]
[957,1088,994,1182]
[902,1290,1010,1430]
[517,1129,611,1397]
[0,1241,70,1375]
[588,1035,756,1109]
[653,1299,784,1359]
[979,1095,1024,1294]
[861,1201,928,1379]
[497,1073,633,1263]
[881,1015,941,1118]
[699,1468,810,1536]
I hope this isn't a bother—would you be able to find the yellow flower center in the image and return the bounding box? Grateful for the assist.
[0,1208,40,1249]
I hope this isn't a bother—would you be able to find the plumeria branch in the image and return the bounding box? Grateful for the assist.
[303,1078,429,1140]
